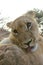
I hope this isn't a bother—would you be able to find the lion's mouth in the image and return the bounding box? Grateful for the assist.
[24,39,34,50]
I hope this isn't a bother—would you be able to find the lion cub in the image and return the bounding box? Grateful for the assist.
[0,11,39,52]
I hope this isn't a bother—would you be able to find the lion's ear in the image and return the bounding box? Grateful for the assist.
[26,11,36,18]
[7,22,12,28]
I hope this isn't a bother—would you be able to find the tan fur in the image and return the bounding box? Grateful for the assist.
[0,11,43,65]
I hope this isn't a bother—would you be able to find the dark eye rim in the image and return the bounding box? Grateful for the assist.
[27,22,31,28]
[13,29,18,33]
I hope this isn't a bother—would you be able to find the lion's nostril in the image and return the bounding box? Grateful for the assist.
[27,22,31,29]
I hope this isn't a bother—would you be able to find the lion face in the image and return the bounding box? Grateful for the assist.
[7,16,39,51]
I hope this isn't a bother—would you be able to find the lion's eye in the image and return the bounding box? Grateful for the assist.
[27,22,31,29]
[13,29,18,33]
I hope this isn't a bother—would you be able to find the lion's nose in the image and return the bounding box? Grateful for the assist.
[27,22,31,29]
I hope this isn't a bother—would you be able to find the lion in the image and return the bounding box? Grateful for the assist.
[0,11,43,65]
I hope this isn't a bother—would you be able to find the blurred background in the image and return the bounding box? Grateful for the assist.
[0,0,43,41]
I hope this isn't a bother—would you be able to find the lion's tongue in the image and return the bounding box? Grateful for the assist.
[26,45,34,52]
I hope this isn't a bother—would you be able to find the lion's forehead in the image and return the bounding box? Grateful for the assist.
[14,16,35,24]
[12,17,36,30]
